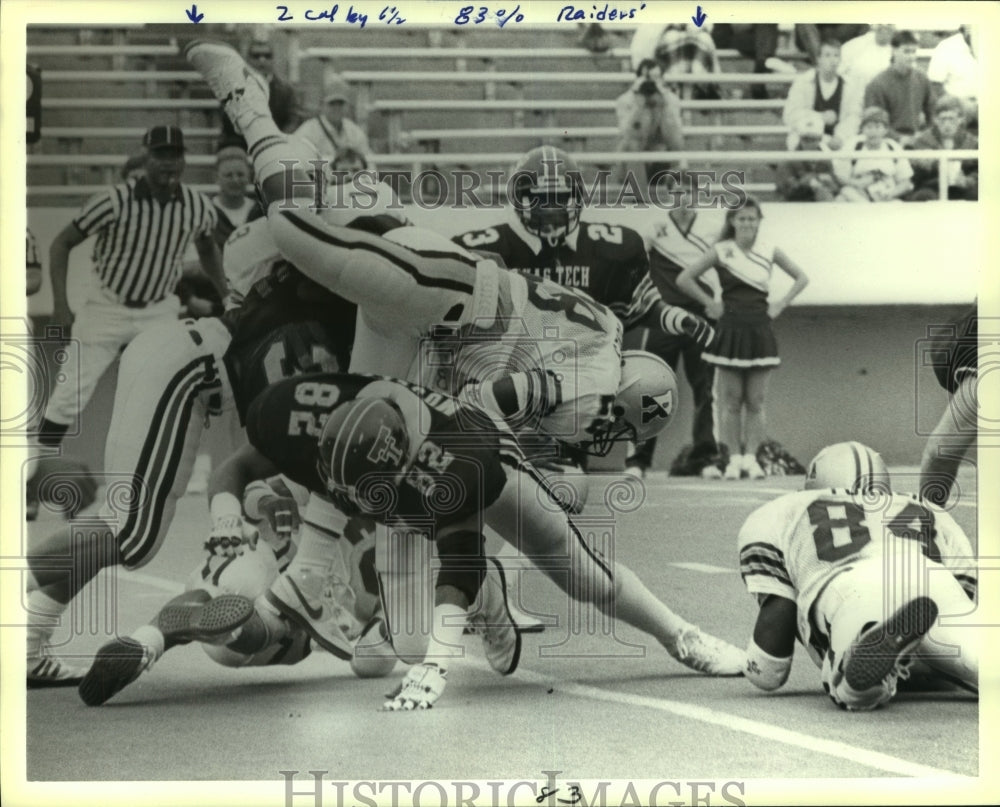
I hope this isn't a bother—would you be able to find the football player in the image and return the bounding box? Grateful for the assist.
[179,40,738,698]
[739,441,978,711]
[453,147,714,473]
[77,475,394,706]
[209,370,746,710]
[24,210,366,687]
[919,302,978,508]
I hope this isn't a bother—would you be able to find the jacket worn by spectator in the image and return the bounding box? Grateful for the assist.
[834,134,913,201]
[907,126,978,200]
[784,68,863,147]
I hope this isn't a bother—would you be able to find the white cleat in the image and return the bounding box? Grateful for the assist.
[265,572,355,660]
[663,626,746,676]
[183,39,270,134]
[827,596,939,711]
[744,457,766,480]
[467,558,523,675]
[723,456,743,480]
[28,651,87,689]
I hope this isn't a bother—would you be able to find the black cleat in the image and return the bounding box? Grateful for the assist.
[156,593,254,644]
[843,596,939,693]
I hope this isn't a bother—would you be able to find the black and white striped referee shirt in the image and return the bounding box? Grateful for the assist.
[73,176,217,304]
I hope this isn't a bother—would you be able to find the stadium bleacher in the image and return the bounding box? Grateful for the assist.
[26,24,948,204]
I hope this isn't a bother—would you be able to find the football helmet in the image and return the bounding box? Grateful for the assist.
[318,397,410,513]
[583,350,679,456]
[511,146,584,247]
[804,441,891,494]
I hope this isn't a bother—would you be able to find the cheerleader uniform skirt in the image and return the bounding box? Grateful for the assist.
[701,309,780,368]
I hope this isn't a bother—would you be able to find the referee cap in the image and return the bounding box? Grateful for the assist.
[143,125,186,152]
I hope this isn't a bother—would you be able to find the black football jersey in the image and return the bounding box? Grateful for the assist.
[221,261,358,420]
[453,222,659,329]
[244,373,509,528]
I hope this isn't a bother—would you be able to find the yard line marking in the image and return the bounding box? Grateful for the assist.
[669,562,734,574]
[477,662,966,779]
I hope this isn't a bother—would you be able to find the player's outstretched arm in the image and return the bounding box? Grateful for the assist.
[205,443,281,559]
[746,594,797,691]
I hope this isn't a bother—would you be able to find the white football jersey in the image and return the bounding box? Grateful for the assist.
[738,488,977,661]
[222,218,284,310]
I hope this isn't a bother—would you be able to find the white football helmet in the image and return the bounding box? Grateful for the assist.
[804,441,891,494]
[583,350,679,456]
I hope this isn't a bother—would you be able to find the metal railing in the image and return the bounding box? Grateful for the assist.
[27,150,977,204]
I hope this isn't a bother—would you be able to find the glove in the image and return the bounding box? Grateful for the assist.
[204,514,258,558]
[678,312,715,349]
[382,663,448,711]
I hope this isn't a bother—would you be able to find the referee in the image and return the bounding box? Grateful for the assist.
[38,125,225,449]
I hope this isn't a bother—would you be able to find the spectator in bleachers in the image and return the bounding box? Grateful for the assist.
[776,114,841,202]
[834,107,913,201]
[711,24,785,99]
[863,31,934,145]
[295,75,370,167]
[211,146,263,249]
[220,39,301,149]
[927,26,978,129]
[783,38,863,150]
[630,24,721,99]
[579,23,611,54]
[839,25,895,91]
[905,95,978,201]
[795,24,869,64]
[612,59,684,198]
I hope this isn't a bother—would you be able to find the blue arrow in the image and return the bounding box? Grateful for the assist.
[691,5,707,27]
[186,4,204,23]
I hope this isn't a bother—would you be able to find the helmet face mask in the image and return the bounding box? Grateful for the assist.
[803,441,891,494]
[512,147,584,248]
[578,351,678,457]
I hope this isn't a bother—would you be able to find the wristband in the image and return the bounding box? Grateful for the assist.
[242,480,274,521]
[210,491,242,523]
[660,306,686,335]
[745,638,793,692]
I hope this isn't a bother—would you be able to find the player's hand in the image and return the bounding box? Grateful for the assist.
[704,300,724,321]
[256,494,301,536]
[767,301,787,320]
[382,663,447,711]
[680,312,716,348]
[204,515,258,558]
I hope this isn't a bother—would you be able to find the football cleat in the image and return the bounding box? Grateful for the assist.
[265,572,355,660]
[383,662,448,711]
[78,638,151,705]
[184,40,270,135]
[839,596,939,708]
[156,593,255,646]
[27,652,87,689]
[663,626,746,676]
[467,558,523,675]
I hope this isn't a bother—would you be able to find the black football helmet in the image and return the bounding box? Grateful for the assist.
[318,396,410,513]
[511,146,584,247]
